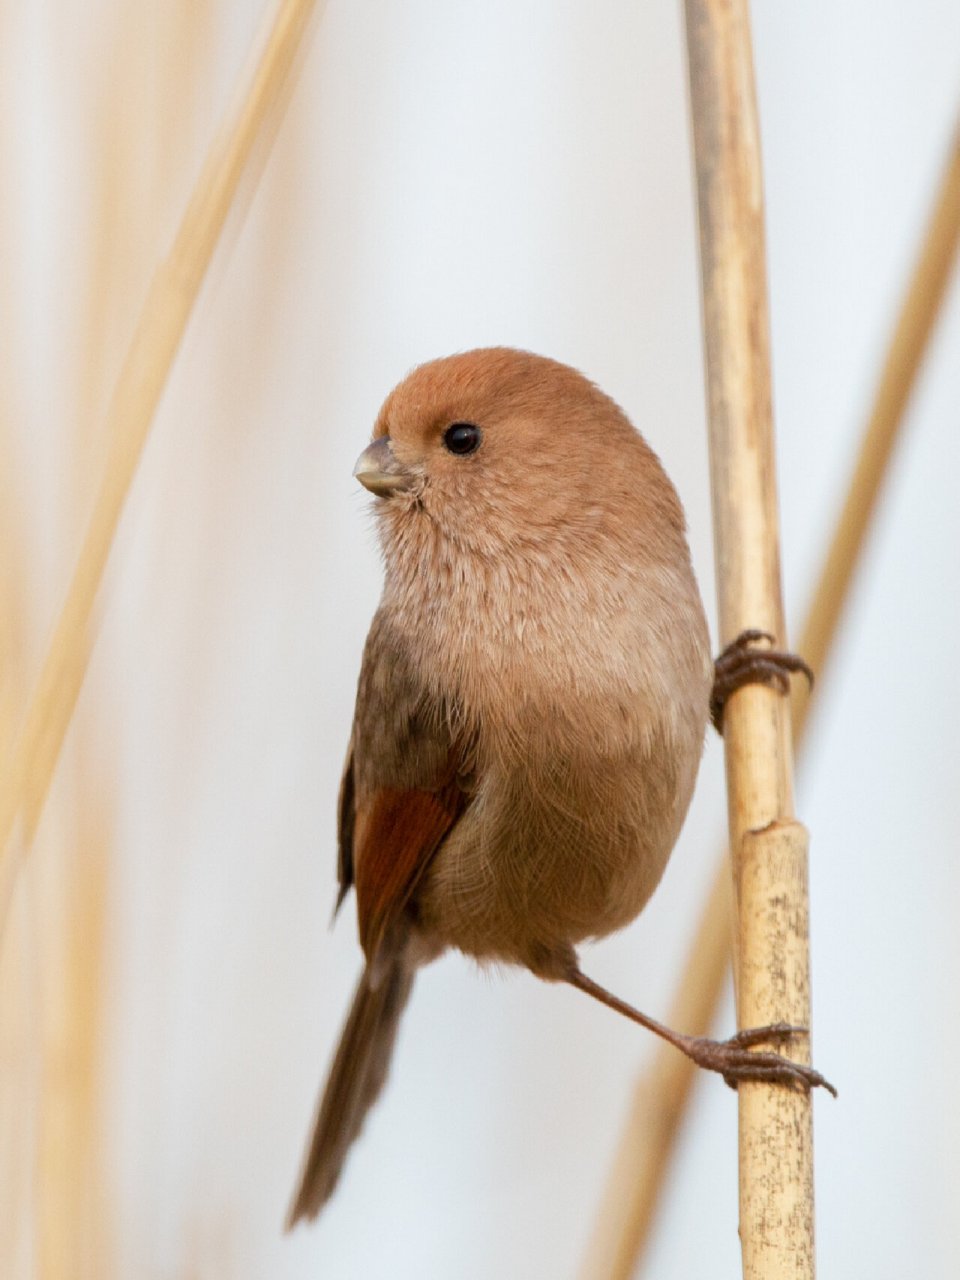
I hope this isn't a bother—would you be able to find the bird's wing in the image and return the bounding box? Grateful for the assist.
[340,611,468,970]
[352,774,464,967]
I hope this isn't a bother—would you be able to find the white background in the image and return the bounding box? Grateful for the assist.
[3,2,960,1276]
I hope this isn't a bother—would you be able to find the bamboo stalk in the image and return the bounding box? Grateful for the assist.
[579,109,960,1280]
[0,0,321,935]
[684,2,813,1276]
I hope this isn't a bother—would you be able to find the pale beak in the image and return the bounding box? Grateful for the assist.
[353,436,413,497]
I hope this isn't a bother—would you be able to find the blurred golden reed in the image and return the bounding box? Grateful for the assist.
[0,3,318,1274]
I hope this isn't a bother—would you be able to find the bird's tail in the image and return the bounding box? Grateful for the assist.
[286,958,415,1227]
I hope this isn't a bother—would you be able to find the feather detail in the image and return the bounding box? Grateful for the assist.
[286,958,414,1225]
[353,775,465,975]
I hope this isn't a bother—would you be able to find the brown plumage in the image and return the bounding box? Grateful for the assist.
[287,348,826,1227]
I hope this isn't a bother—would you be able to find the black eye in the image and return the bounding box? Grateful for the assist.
[443,422,482,456]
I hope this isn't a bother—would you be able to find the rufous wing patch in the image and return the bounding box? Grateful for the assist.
[353,778,464,967]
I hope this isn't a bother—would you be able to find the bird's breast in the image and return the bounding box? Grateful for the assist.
[416,676,705,970]
[385,540,711,970]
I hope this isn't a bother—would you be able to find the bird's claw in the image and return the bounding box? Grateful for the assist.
[710,629,814,733]
[682,1024,837,1097]
[728,1020,806,1049]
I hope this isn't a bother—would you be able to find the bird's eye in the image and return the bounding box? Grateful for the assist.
[442,422,482,456]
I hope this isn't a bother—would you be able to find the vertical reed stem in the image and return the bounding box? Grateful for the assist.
[579,107,960,1280]
[683,2,814,1275]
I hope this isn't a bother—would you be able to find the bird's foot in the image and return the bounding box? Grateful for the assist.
[679,1022,837,1095]
[710,629,814,733]
[565,968,836,1096]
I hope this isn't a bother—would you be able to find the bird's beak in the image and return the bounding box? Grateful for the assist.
[353,436,413,497]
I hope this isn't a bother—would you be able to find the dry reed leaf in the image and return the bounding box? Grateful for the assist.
[30,7,226,1276]
[0,115,34,1280]
[0,0,321,934]
[0,4,319,1270]
[0,435,35,1280]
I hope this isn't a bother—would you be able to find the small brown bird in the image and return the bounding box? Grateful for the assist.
[288,348,828,1226]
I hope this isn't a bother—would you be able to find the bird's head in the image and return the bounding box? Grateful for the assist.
[355,347,684,560]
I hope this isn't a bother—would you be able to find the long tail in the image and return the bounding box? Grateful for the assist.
[286,958,415,1227]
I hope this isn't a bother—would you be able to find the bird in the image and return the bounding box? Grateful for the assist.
[287,347,829,1226]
